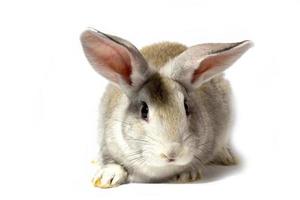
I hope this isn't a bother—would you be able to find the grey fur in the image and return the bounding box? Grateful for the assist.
[80,29,253,187]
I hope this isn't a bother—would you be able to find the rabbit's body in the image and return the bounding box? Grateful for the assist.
[98,42,234,183]
[80,29,252,188]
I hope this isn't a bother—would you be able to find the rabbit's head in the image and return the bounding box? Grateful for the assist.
[80,29,252,168]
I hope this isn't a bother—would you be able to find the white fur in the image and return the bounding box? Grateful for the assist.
[81,29,253,187]
[92,164,127,187]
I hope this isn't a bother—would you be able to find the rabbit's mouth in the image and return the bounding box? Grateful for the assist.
[142,148,194,168]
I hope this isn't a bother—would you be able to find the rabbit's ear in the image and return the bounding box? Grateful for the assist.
[80,29,153,93]
[163,40,253,90]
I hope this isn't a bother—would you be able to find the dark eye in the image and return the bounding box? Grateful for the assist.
[184,99,190,116]
[140,101,149,121]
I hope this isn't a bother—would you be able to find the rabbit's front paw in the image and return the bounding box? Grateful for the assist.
[171,169,202,183]
[92,164,128,188]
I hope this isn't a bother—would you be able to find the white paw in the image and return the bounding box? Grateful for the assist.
[171,169,202,183]
[92,164,128,188]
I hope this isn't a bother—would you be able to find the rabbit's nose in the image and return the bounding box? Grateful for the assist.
[160,153,176,162]
[160,143,182,162]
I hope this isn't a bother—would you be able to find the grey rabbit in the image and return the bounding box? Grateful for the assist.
[80,28,253,188]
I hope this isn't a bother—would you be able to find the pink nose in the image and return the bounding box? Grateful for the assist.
[160,143,181,162]
[160,153,176,162]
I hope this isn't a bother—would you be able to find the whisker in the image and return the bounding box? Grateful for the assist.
[125,136,150,143]
[193,154,205,167]
[183,133,193,142]
[143,135,165,147]
[111,119,132,125]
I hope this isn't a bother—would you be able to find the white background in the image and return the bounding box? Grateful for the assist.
[0,0,299,199]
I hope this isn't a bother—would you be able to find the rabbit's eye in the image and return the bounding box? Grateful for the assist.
[184,99,190,116]
[141,101,149,121]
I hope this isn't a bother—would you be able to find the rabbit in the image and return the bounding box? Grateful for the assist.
[80,28,253,188]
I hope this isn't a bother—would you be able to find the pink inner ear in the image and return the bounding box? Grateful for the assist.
[192,56,215,83]
[191,53,228,83]
[84,31,132,85]
[97,38,132,84]
[98,40,132,84]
